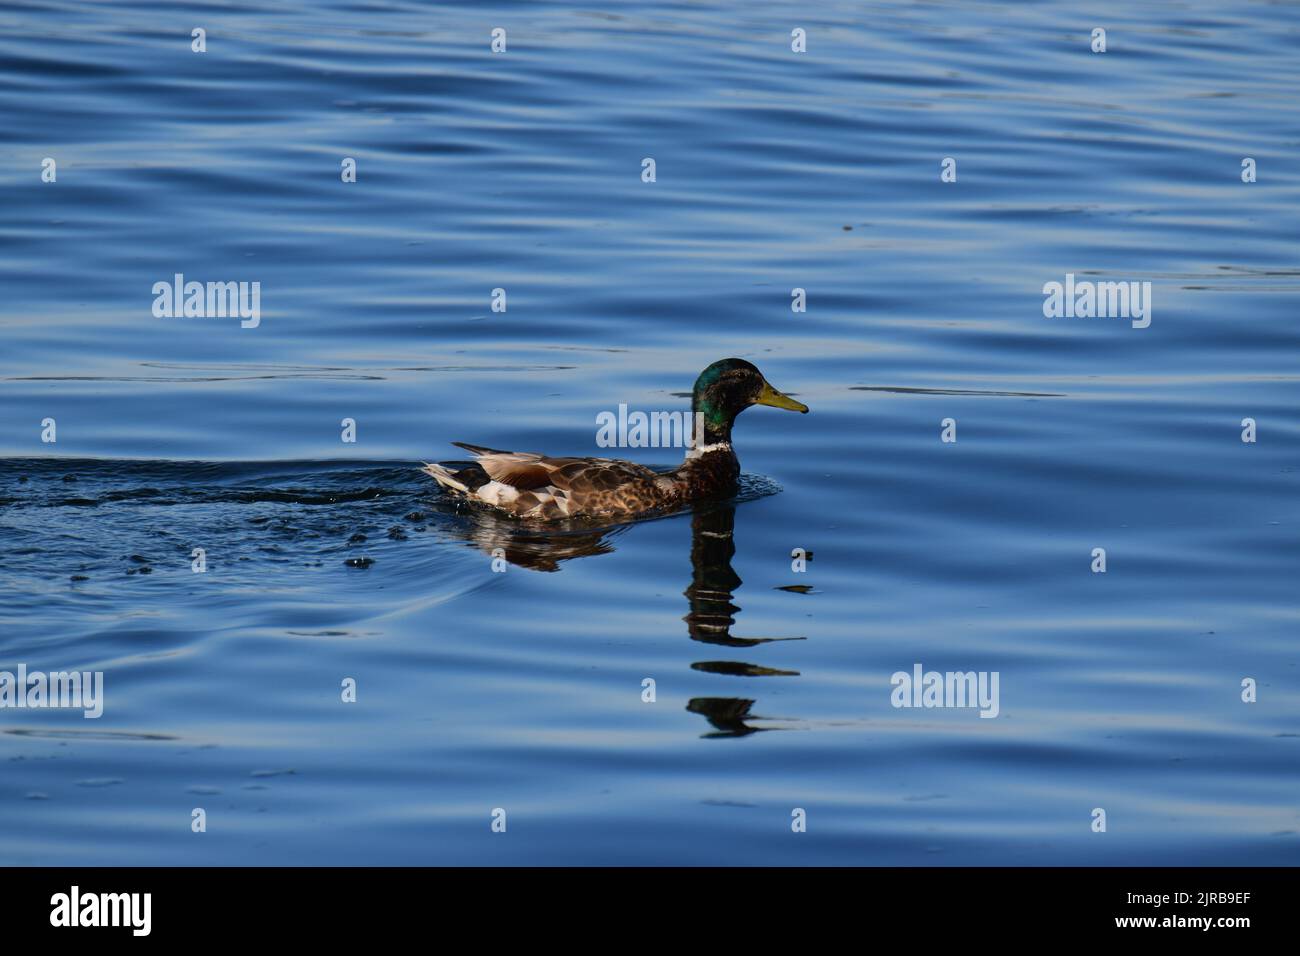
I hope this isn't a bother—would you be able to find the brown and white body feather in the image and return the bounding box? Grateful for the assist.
[423,441,736,521]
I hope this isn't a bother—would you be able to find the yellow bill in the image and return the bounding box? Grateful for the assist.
[755,381,809,413]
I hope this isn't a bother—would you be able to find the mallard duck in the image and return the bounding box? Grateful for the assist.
[422,358,808,520]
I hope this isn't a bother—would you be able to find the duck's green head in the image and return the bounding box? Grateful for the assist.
[691,358,808,443]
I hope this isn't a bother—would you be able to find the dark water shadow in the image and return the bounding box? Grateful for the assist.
[851,385,1065,398]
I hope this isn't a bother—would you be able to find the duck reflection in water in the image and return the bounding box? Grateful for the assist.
[440,500,803,737]
[681,503,803,737]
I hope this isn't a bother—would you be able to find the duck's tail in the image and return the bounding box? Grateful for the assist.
[421,462,470,494]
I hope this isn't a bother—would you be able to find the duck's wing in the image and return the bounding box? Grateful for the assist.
[430,443,669,519]
[542,456,665,492]
[451,442,535,458]
[451,442,556,490]
[453,443,661,489]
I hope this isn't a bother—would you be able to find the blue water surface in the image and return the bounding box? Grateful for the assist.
[1,0,1298,865]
